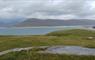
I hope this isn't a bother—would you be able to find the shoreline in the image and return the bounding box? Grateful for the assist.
[0,46,95,56]
[0,26,86,29]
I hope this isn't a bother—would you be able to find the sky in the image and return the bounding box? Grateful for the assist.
[0,0,95,22]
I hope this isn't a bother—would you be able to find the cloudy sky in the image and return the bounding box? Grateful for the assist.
[0,0,95,22]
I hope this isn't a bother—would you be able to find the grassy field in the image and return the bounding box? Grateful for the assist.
[0,29,95,60]
[0,29,95,51]
[0,50,95,60]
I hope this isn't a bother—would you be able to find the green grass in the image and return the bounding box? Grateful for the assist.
[0,29,95,51]
[47,29,95,37]
[0,29,95,60]
[0,50,95,60]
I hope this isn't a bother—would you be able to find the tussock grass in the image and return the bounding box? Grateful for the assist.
[0,29,95,60]
[0,50,95,60]
[0,29,95,51]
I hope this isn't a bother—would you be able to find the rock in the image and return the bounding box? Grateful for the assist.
[87,37,94,40]
[93,26,95,29]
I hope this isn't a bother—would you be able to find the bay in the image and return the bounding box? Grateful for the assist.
[0,26,86,35]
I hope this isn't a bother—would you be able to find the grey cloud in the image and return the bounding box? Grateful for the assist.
[0,0,95,19]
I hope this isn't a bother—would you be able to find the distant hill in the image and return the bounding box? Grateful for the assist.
[0,21,22,27]
[0,17,25,27]
[15,18,95,27]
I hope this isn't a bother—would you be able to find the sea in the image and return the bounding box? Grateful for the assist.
[0,26,92,35]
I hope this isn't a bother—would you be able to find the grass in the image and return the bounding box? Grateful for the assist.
[0,29,95,60]
[46,29,95,37]
[0,29,95,51]
[0,50,95,60]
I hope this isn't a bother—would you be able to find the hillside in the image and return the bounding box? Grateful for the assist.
[47,29,95,37]
[0,18,25,27]
[15,18,95,27]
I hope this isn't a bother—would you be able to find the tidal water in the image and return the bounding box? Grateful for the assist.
[0,26,86,35]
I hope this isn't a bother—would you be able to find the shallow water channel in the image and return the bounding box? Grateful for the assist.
[41,46,95,55]
[0,46,95,56]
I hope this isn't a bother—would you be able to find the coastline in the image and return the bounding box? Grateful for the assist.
[0,26,85,29]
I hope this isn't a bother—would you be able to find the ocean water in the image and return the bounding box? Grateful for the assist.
[0,26,85,35]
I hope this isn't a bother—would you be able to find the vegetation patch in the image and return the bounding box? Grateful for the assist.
[0,50,95,60]
[0,29,95,51]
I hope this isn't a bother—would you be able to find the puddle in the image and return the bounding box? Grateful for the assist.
[0,46,95,56]
[40,46,95,55]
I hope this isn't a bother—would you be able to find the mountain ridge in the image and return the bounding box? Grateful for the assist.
[15,18,95,27]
